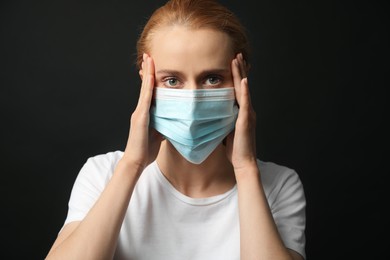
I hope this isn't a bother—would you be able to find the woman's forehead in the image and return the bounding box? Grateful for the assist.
[149,26,234,69]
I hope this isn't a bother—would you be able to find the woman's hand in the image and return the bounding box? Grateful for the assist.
[225,53,258,172]
[122,53,164,172]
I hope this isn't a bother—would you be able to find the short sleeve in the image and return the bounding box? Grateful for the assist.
[259,161,306,259]
[62,152,119,226]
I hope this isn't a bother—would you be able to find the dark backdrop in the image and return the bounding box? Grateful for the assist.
[1,0,388,259]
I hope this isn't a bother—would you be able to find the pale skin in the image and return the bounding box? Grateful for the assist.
[46,26,303,260]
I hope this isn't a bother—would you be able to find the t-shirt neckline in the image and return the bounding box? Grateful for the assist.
[152,161,237,206]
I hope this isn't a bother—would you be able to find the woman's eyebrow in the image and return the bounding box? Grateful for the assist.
[156,69,184,76]
[156,68,230,76]
[198,68,230,76]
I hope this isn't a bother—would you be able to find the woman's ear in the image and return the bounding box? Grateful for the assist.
[139,69,143,80]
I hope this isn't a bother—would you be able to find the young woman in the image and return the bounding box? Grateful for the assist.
[46,0,306,259]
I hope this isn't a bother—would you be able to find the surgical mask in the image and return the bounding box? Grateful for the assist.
[150,87,238,164]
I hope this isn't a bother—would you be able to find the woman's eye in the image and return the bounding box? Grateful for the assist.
[205,76,221,86]
[164,78,179,87]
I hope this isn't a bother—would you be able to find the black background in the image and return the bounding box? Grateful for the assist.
[1,0,388,259]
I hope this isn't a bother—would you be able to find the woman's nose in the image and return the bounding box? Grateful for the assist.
[186,80,200,90]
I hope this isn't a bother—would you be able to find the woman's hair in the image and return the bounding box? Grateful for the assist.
[135,0,250,70]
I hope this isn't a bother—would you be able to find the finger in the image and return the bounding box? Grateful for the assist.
[237,53,247,78]
[239,77,251,111]
[140,54,150,92]
[138,54,155,110]
[139,62,144,79]
[137,54,148,103]
[231,57,242,106]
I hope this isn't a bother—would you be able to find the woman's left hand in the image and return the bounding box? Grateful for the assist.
[225,53,258,172]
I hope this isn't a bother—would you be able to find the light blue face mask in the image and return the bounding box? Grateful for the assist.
[150,87,238,164]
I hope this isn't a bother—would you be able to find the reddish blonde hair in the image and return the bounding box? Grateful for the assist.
[136,0,250,70]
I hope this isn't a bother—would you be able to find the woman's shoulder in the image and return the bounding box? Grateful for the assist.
[75,150,124,182]
[82,150,124,168]
[257,159,298,179]
[85,150,124,166]
[256,159,304,200]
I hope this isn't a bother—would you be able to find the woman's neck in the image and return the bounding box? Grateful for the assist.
[156,140,236,198]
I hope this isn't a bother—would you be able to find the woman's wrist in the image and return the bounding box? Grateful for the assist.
[233,160,260,182]
[116,157,145,178]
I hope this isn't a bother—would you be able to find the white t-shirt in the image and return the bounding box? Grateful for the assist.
[64,150,306,259]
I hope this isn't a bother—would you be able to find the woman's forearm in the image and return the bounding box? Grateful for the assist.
[46,159,142,260]
[236,165,292,260]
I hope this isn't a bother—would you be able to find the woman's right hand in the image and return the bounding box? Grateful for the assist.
[121,53,164,172]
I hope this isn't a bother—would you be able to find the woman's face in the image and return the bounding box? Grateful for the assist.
[149,26,235,89]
